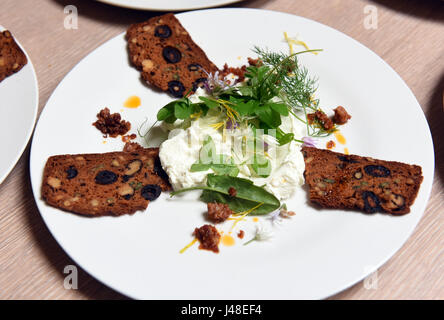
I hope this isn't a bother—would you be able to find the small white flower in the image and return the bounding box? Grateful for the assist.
[244,223,273,245]
[255,223,274,241]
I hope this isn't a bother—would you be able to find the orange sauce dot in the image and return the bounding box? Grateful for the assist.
[252,217,259,222]
[221,234,235,247]
[326,140,336,149]
[334,131,346,145]
[124,96,141,109]
[344,148,350,155]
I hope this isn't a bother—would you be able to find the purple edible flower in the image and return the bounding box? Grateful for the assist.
[302,136,317,148]
[269,209,281,225]
[226,118,239,130]
[202,69,234,95]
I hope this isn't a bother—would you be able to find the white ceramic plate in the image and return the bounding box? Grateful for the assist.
[96,0,244,11]
[30,9,434,299]
[0,26,38,185]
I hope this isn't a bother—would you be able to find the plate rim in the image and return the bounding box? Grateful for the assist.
[95,0,244,11]
[29,8,435,299]
[0,26,39,185]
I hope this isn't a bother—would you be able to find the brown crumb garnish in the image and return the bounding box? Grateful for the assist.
[219,63,247,83]
[307,110,334,131]
[122,134,137,143]
[326,140,336,149]
[333,106,351,125]
[237,230,245,239]
[193,225,220,253]
[123,141,144,153]
[218,57,262,84]
[93,107,131,138]
[228,187,237,197]
[207,202,233,223]
[247,57,262,67]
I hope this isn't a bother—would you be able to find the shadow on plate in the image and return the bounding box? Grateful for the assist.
[425,72,444,185]
[53,0,162,24]
[53,0,267,22]
[370,0,444,21]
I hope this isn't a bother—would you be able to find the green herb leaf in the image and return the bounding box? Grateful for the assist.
[174,101,193,120]
[268,102,289,116]
[199,96,220,109]
[199,135,216,162]
[255,105,281,128]
[278,132,294,145]
[250,154,272,178]
[232,99,258,116]
[210,164,240,177]
[171,174,280,215]
[191,136,240,177]
[157,101,176,121]
[190,163,211,172]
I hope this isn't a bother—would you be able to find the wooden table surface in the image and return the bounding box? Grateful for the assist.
[0,0,443,300]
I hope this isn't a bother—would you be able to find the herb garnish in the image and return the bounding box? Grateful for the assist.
[153,46,331,146]
[171,174,281,215]
[146,45,346,220]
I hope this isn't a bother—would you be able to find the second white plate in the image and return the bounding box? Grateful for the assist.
[96,0,244,11]
[0,26,38,185]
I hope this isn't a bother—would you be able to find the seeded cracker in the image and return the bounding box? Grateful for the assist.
[42,148,171,217]
[126,13,218,97]
[302,146,423,215]
[0,30,27,82]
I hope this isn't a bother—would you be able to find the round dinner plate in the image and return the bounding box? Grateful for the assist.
[96,0,244,11]
[0,26,38,185]
[30,9,434,299]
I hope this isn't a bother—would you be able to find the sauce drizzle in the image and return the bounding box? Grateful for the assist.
[221,234,235,247]
[124,96,141,109]
[334,131,347,145]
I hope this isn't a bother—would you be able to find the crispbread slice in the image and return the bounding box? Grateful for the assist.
[126,13,218,97]
[0,30,27,82]
[301,147,423,215]
[42,148,171,217]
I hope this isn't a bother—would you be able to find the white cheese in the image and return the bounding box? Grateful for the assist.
[158,91,307,201]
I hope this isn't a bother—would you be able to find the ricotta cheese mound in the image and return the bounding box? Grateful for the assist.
[158,89,307,201]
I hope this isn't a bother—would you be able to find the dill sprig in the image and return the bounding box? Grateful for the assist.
[249,47,335,138]
[252,46,320,111]
[152,46,336,143]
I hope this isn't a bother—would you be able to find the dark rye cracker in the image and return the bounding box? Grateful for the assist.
[0,30,27,82]
[301,147,423,215]
[42,148,171,217]
[126,13,218,98]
